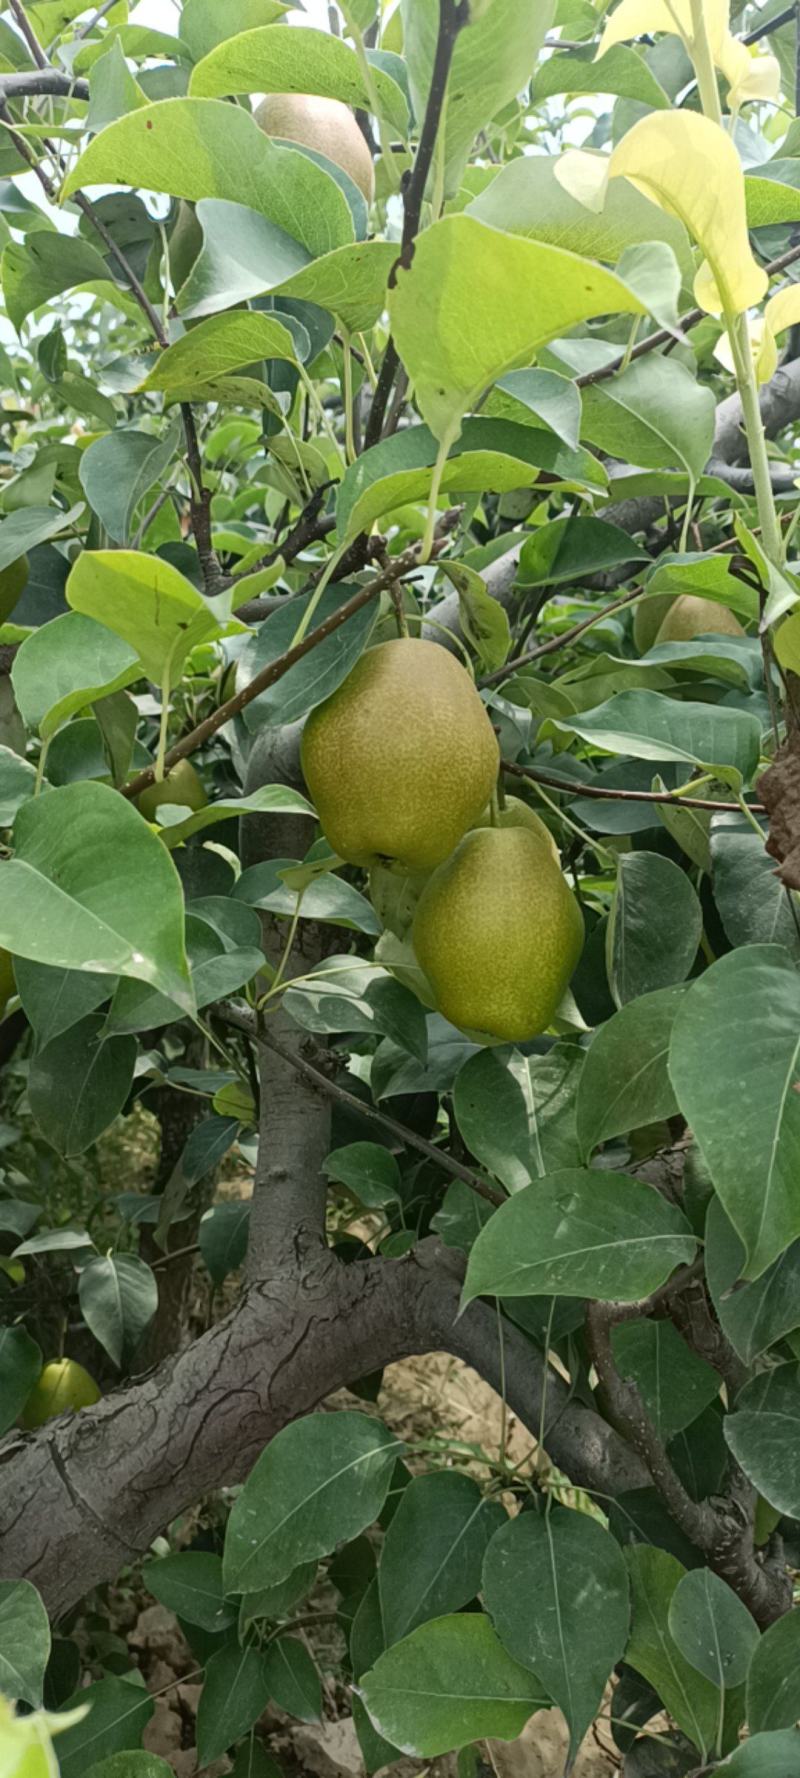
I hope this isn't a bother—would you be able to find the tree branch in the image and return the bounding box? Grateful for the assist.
[0,70,89,100]
[502,758,766,816]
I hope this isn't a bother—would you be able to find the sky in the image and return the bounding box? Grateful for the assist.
[132,0,331,27]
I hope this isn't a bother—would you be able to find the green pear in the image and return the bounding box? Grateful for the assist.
[301,639,500,872]
[20,1358,101,1427]
[254,93,375,204]
[655,594,745,644]
[412,827,584,1043]
[137,758,207,821]
[633,593,674,654]
[475,794,559,862]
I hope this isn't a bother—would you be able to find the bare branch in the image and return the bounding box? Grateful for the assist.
[502,758,766,816]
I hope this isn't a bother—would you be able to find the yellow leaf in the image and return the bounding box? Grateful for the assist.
[559,112,766,318]
[719,35,781,108]
[715,284,800,384]
[597,0,729,61]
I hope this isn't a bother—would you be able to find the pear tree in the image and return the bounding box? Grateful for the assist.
[2,1,800,1774]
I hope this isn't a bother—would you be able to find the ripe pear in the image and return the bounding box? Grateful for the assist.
[655,594,745,644]
[137,759,207,821]
[301,639,500,872]
[254,93,375,204]
[20,1358,101,1427]
[412,827,584,1043]
[0,948,14,1021]
[633,593,673,655]
[475,794,559,863]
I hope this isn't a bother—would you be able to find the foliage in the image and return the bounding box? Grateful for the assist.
[0,0,800,1774]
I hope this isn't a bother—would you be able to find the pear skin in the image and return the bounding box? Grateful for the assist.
[301,639,500,872]
[655,594,745,644]
[633,593,673,654]
[20,1358,101,1427]
[254,93,375,204]
[476,794,559,862]
[137,758,207,821]
[412,826,584,1043]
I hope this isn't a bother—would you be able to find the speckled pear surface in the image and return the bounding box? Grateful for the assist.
[301,639,500,871]
[412,826,585,1042]
[476,793,559,861]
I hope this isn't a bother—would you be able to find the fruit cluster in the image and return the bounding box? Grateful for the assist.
[301,638,585,1043]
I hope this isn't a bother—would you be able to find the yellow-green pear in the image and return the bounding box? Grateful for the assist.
[475,794,559,862]
[20,1358,101,1427]
[633,593,673,654]
[655,594,745,644]
[412,827,584,1043]
[137,759,207,821]
[301,639,500,871]
[254,93,375,204]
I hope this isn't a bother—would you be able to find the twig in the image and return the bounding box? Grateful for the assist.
[76,0,119,37]
[7,0,47,66]
[220,1005,504,1208]
[502,758,767,815]
[365,0,468,447]
[480,586,643,686]
[744,3,794,43]
[122,528,457,800]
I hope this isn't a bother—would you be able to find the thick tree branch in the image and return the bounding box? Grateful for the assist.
[0,70,89,100]
[503,758,766,816]
[0,1244,645,1615]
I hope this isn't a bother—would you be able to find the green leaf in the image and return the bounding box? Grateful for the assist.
[607,854,703,1007]
[0,1580,51,1708]
[190,24,408,131]
[323,1143,401,1209]
[669,946,800,1279]
[11,613,141,739]
[198,1201,250,1284]
[719,1732,800,1775]
[667,1570,758,1691]
[483,1506,629,1763]
[67,550,234,689]
[379,1473,503,1647]
[196,1644,272,1767]
[711,814,800,957]
[552,692,761,784]
[235,861,380,935]
[575,355,716,478]
[747,1608,800,1734]
[611,1320,720,1439]
[78,1254,157,1368]
[517,516,649,587]
[62,100,353,259]
[438,561,511,672]
[141,312,297,396]
[533,43,669,106]
[389,215,649,443]
[431,1178,493,1255]
[468,154,692,282]
[0,503,84,577]
[0,745,38,824]
[336,416,606,544]
[1,783,193,1011]
[1,232,113,331]
[143,1552,236,1635]
[284,961,427,1063]
[358,1612,549,1758]
[86,36,148,134]
[0,1326,42,1436]
[156,785,313,848]
[705,1197,800,1365]
[28,1015,136,1157]
[179,0,289,62]
[57,1678,155,1778]
[576,987,684,1157]
[78,427,180,546]
[223,1410,402,1595]
[84,1758,176,1778]
[483,367,581,451]
[262,1636,321,1723]
[643,553,758,623]
[453,1044,583,1192]
[240,581,377,731]
[13,958,112,1050]
[175,199,310,317]
[462,1167,695,1305]
[239,1559,318,1629]
[403,0,554,193]
[724,1363,800,1516]
[624,1547,722,1756]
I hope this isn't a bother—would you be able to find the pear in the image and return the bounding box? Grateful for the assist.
[655,594,745,644]
[412,827,584,1043]
[254,93,375,204]
[475,794,559,862]
[137,758,207,821]
[20,1358,101,1427]
[301,639,500,872]
[633,593,674,654]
